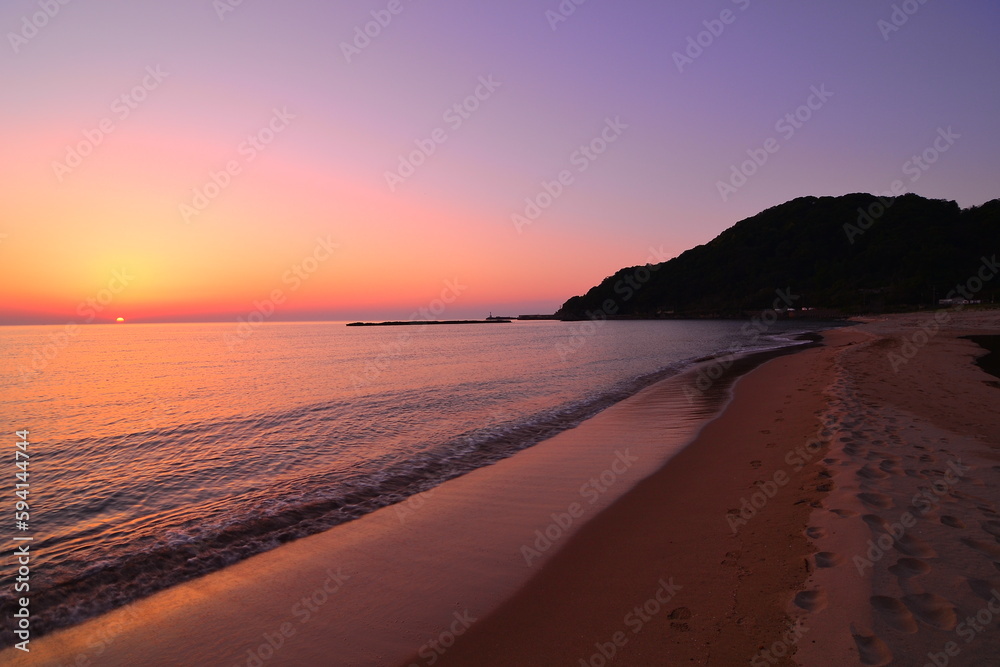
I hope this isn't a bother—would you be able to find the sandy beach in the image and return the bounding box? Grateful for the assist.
[7,311,999,666]
[434,310,1000,666]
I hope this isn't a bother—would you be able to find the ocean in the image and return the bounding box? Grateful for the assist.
[0,318,835,644]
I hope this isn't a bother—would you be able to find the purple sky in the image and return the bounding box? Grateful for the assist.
[2,0,998,322]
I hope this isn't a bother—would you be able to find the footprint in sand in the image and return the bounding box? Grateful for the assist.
[814,552,843,568]
[857,465,890,480]
[966,578,1000,602]
[901,593,958,630]
[668,607,692,620]
[668,606,692,631]
[862,514,891,531]
[851,629,893,666]
[831,508,859,518]
[793,589,828,612]
[981,520,1000,538]
[878,461,901,475]
[870,596,918,633]
[720,550,741,567]
[858,492,894,510]
[750,460,762,469]
[888,557,931,578]
[805,526,827,539]
[961,537,1000,560]
[894,533,937,559]
[940,515,966,529]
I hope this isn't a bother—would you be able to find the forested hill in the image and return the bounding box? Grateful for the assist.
[555,193,1000,319]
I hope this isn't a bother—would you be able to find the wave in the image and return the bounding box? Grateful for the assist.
[0,331,817,647]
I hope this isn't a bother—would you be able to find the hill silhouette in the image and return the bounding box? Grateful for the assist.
[555,193,1000,319]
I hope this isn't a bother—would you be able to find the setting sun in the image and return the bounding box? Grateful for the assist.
[116,317,125,323]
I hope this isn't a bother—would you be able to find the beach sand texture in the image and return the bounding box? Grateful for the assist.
[437,311,1000,666]
[6,311,999,666]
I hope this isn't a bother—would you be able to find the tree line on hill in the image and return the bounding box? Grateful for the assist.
[555,193,1000,319]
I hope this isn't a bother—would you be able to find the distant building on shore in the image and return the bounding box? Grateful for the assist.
[938,298,981,306]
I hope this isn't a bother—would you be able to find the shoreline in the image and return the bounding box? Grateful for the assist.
[424,311,1000,665]
[8,333,817,645]
[2,332,813,665]
[425,323,853,665]
[0,328,825,652]
[345,319,512,326]
[7,312,997,665]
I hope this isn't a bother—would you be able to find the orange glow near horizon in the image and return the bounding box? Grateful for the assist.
[3,2,998,326]
[0,141,659,322]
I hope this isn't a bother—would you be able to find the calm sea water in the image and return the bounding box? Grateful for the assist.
[0,319,831,643]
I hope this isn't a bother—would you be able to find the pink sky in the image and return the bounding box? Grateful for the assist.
[2,0,998,323]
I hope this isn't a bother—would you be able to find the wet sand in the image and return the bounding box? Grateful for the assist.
[8,310,999,666]
[429,324,850,666]
[4,338,802,666]
[432,310,1000,666]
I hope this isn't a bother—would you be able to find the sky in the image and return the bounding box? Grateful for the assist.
[1,0,998,324]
